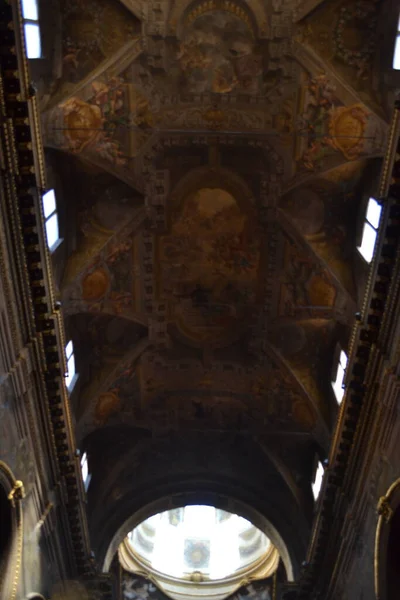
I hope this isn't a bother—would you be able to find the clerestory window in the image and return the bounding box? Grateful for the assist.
[42,190,60,251]
[80,452,90,490]
[22,0,41,59]
[312,461,325,501]
[64,340,76,391]
[393,15,400,69]
[332,349,348,404]
[357,197,382,263]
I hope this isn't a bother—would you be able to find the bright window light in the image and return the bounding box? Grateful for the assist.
[358,222,377,262]
[357,197,382,263]
[366,197,382,229]
[394,36,400,70]
[65,340,76,390]
[66,340,73,359]
[24,23,41,59]
[394,17,400,70]
[45,213,59,249]
[80,452,89,487]
[332,349,348,404]
[22,0,41,60]
[22,0,38,20]
[42,190,60,250]
[128,506,271,581]
[312,461,325,501]
[43,189,56,218]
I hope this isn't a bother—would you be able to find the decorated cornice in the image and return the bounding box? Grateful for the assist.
[293,104,400,600]
[0,0,92,576]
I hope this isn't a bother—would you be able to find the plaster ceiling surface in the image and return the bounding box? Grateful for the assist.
[37,0,392,574]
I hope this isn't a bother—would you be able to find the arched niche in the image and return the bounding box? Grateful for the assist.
[0,462,24,600]
[375,478,400,600]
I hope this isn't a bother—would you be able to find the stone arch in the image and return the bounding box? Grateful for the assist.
[0,462,23,600]
[375,478,400,600]
[84,431,310,579]
[103,490,294,582]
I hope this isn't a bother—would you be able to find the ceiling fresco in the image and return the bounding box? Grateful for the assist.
[159,187,263,344]
[176,8,261,95]
[41,0,388,191]
[51,0,141,102]
[77,348,319,438]
[37,0,394,573]
[63,228,146,319]
[296,0,385,117]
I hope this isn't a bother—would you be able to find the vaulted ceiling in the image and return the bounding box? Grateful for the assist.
[36,0,391,578]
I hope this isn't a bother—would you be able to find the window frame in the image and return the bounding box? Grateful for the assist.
[331,349,348,404]
[21,0,42,59]
[357,196,382,263]
[80,451,90,491]
[64,339,77,392]
[393,15,400,70]
[42,189,61,252]
[312,460,325,501]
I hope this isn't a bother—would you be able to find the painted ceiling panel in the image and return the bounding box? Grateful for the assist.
[36,0,394,574]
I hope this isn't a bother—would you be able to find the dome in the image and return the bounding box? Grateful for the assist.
[119,505,279,600]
